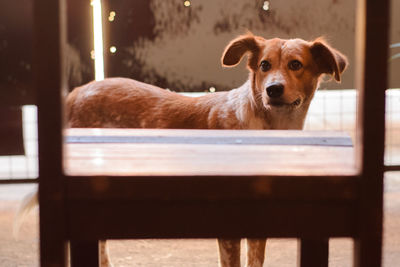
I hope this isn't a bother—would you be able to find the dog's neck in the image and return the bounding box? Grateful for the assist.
[224,80,267,129]
[228,80,312,130]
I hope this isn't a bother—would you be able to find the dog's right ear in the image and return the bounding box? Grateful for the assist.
[221,34,260,71]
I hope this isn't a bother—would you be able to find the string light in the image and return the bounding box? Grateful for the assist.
[184,1,191,7]
[90,50,95,60]
[263,1,270,11]
[110,46,117,53]
[209,87,216,93]
[108,11,116,22]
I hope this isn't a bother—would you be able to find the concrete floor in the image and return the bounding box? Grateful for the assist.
[1,174,399,267]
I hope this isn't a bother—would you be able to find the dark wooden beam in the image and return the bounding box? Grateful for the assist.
[70,240,99,267]
[35,0,68,266]
[66,198,356,240]
[354,0,389,266]
[66,175,358,201]
[298,238,329,267]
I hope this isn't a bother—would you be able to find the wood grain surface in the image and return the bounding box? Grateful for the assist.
[64,129,356,176]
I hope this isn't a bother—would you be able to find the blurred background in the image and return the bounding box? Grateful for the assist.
[1,0,399,97]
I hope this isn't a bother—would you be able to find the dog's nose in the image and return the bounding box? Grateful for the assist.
[266,83,284,98]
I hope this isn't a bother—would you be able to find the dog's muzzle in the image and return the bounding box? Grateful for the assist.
[266,83,302,108]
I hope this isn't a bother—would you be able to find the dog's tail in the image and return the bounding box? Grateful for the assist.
[13,189,38,239]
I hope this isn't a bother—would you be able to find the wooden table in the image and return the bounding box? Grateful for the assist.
[62,129,358,267]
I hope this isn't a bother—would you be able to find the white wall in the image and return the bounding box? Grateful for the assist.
[123,0,400,91]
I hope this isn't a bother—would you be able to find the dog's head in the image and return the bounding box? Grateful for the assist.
[221,34,348,113]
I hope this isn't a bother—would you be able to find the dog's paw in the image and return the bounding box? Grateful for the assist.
[100,259,114,267]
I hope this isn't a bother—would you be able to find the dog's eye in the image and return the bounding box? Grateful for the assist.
[288,60,303,71]
[260,60,271,72]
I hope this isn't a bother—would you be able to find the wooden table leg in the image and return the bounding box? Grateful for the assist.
[70,240,99,267]
[298,238,329,267]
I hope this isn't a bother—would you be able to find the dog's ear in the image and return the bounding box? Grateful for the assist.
[221,34,260,71]
[310,39,348,82]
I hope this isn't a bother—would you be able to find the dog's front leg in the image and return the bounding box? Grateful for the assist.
[217,238,241,267]
[99,240,114,267]
[246,238,266,267]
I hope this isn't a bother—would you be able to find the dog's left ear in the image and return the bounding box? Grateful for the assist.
[310,39,348,82]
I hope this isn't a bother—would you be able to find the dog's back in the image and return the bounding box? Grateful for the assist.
[67,77,191,128]
[66,77,257,129]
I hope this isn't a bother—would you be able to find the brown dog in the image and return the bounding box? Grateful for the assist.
[66,33,348,267]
